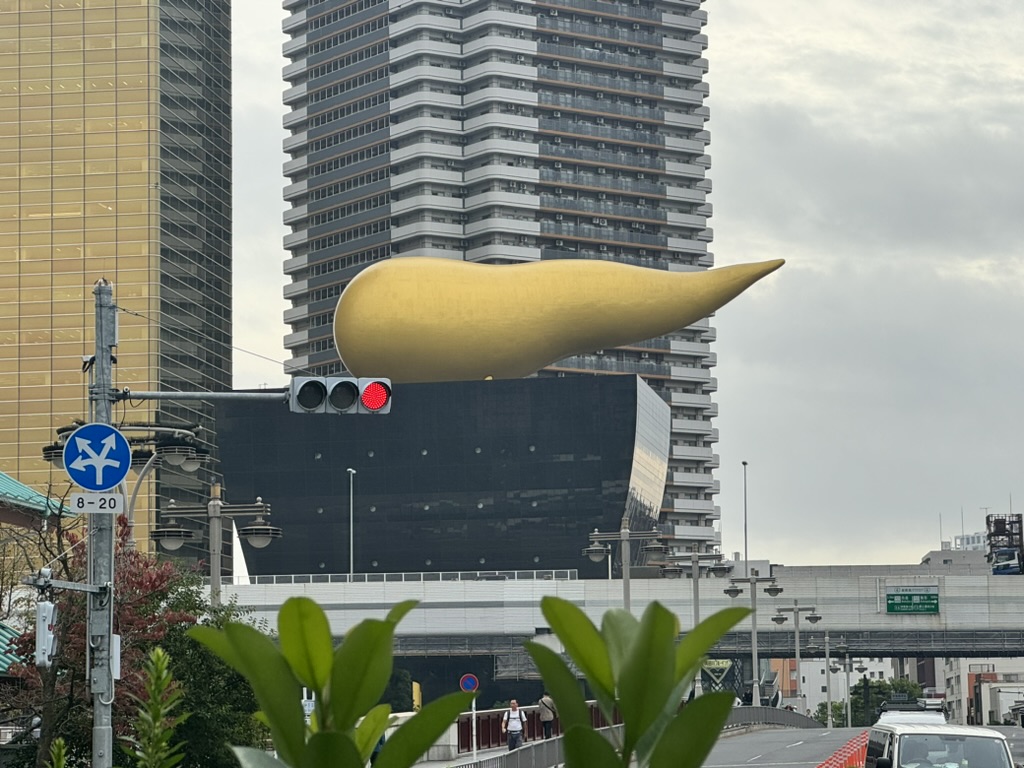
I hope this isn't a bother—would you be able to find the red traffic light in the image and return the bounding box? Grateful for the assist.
[359,379,391,412]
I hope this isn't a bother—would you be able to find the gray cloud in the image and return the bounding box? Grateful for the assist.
[229,0,1024,564]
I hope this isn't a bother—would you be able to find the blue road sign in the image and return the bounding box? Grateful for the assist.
[63,423,131,492]
[459,673,479,692]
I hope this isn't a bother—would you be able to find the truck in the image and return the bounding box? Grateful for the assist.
[986,514,1023,575]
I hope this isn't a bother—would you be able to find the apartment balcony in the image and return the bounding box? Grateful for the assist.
[670,444,714,462]
[540,143,666,171]
[391,220,464,241]
[539,0,659,22]
[464,217,540,237]
[464,87,538,109]
[671,417,715,436]
[462,9,538,32]
[669,366,711,385]
[388,13,460,38]
[540,169,666,197]
[666,497,717,515]
[667,524,718,543]
[390,167,462,190]
[465,164,538,185]
[282,278,309,301]
[669,471,717,490]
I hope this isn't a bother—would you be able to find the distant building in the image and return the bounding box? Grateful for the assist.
[944,659,1024,725]
[215,376,671,577]
[0,1,233,536]
[279,0,721,560]
[776,657,892,718]
[954,532,988,551]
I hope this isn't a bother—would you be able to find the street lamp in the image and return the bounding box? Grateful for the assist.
[663,552,729,696]
[773,600,821,713]
[741,460,749,577]
[582,540,613,579]
[832,641,867,727]
[584,527,662,612]
[347,467,356,578]
[724,568,782,706]
[153,483,282,606]
[807,630,835,727]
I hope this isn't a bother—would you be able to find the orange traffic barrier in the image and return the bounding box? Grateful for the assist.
[817,731,868,768]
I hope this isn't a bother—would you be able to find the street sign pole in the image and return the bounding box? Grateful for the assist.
[459,674,479,760]
[89,279,117,768]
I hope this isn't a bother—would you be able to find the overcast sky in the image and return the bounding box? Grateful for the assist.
[229,1,1024,567]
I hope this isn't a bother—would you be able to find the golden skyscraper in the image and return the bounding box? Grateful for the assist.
[0,0,233,549]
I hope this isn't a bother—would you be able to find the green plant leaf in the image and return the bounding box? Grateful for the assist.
[601,609,639,685]
[279,597,335,693]
[354,704,392,763]
[231,747,293,768]
[541,597,615,704]
[562,725,622,768]
[386,600,418,625]
[374,692,474,768]
[330,619,395,731]
[617,602,679,758]
[649,692,735,768]
[524,641,590,731]
[221,623,305,767]
[675,607,749,682]
[633,674,693,765]
[301,732,364,768]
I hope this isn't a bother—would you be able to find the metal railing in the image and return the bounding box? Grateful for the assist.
[725,705,824,730]
[218,569,579,586]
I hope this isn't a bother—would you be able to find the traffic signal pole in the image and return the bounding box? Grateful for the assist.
[52,284,390,768]
[90,278,117,768]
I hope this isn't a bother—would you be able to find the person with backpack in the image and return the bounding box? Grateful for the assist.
[501,699,527,750]
[538,691,557,739]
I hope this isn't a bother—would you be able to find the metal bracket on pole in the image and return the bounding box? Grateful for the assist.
[22,573,104,595]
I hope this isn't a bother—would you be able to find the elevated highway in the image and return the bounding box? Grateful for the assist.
[221,563,1024,659]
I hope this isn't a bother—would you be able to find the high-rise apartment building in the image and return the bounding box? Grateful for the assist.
[281,0,718,555]
[0,0,232,540]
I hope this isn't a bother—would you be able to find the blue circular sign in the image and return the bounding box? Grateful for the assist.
[459,673,479,692]
[63,423,131,492]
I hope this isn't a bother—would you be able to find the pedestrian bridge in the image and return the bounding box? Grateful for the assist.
[220,563,1024,659]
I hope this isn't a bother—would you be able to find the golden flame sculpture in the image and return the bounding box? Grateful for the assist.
[333,257,784,384]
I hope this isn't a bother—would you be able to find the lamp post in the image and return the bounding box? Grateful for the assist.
[741,460,749,577]
[347,467,356,577]
[825,631,833,727]
[665,552,726,696]
[153,483,282,607]
[773,600,821,714]
[806,631,838,727]
[583,527,662,612]
[724,568,782,706]
[831,643,867,727]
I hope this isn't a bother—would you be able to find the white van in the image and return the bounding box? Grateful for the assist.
[864,723,1013,768]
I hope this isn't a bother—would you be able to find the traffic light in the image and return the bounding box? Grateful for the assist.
[289,377,392,414]
[35,600,57,668]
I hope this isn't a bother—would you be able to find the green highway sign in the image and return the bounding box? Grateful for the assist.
[886,585,940,614]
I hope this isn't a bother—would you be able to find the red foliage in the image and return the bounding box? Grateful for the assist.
[8,515,201,737]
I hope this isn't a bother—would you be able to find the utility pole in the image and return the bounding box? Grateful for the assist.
[89,279,117,768]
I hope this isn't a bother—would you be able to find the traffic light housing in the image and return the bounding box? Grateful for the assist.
[35,600,57,668]
[289,377,391,414]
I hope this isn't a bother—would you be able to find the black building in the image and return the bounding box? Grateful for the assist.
[215,375,670,578]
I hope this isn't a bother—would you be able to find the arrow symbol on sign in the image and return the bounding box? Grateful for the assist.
[69,434,122,488]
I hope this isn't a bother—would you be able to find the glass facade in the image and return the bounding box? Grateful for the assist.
[215,375,669,577]
[0,0,231,540]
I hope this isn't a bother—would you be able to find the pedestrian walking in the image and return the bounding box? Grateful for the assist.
[502,699,527,751]
[538,691,557,739]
